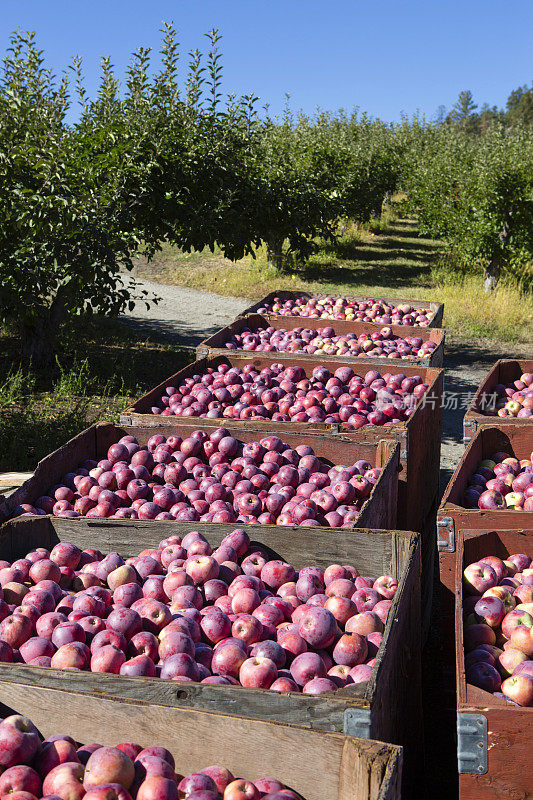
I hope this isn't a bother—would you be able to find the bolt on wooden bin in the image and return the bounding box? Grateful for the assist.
[463,359,533,444]
[0,516,421,798]
[1,421,399,532]
[119,353,443,535]
[238,290,444,328]
[196,313,446,368]
[0,690,403,800]
[454,527,533,800]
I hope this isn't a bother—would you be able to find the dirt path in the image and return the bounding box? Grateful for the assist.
[121,278,530,494]
[121,278,250,347]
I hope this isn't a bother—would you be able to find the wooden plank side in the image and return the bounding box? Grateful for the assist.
[0,683,399,800]
[237,290,444,328]
[376,747,403,800]
[121,353,443,440]
[455,528,533,800]
[357,440,399,531]
[464,359,533,429]
[365,535,422,800]
[196,313,445,369]
[1,421,398,533]
[0,517,403,581]
[1,426,98,522]
[438,426,533,561]
[338,739,403,800]
[0,518,419,733]
[397,369,443,533]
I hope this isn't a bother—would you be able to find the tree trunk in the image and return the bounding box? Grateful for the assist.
[267,238,284,272]
[483,256,501,294]
[483,213,511,294]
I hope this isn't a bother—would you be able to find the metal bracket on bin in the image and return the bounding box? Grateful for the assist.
[457,713,488,774]
[393,429,408,460]
[344,708,372,739]
[463,419,478,444]
[437,516,455,552]
[120,415,133,426]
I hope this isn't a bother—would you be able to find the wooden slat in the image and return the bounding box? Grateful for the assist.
[237,290,444,328]
[118,352,443,532]
[463,359,533,442]
[438,425,533,594]
[0,515,419,796]
[454,528,533,800]
[0,684,402,800]
[196,313,445,368]
[2,422,399,532]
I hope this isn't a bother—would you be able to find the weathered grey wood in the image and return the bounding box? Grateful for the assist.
[237,290,444,328]
[0,684,402,800]
[0,517,404,577]
[0,517,420,732]
[0,516,417,796]
[196,313,445,369]
[2,422,399,531]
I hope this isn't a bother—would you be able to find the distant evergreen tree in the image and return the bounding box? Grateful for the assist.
[449,90,479,133]
[506,83,533,126]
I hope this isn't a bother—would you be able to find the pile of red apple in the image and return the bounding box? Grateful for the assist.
[483,372,533,419]
[0,530,396,696]
[463,551,533,707]
[463,451,533,511]
[255,296,434,326]
[12,430,383,527]
[149,364,428,429]
[0,713,301,799]
[223,325,438,361]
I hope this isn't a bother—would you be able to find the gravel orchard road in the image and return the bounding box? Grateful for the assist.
[121,277,530,496]
[120,278,250,347]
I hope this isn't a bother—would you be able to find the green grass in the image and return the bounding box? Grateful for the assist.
[0,318,193,471]
[135,216,533,345]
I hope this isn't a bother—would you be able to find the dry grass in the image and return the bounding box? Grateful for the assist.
[134,218,532,345]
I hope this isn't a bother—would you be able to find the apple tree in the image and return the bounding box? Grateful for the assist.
[402,121,533,291]
[0,31,162,366]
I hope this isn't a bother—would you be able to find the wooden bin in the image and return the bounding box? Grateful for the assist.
[119,353,444,534]
[463,359,533,444]
[0,690,402,800]
[454,527,533,800]
[0,516,420,797]
[437,425,533,664]
[196,313,446,368]
[438,425,533,595]
[2,421,399,532]
[238,290,444,328]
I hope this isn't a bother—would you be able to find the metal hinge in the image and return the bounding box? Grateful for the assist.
[457,712,488,774]
[344,708,372,739]
[393,429,408,460]
[437,516,455,552]
[463,419,478,444]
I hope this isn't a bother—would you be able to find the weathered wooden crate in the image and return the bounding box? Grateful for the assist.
[196,313,446,368]
[454,527,533,800]
[239,290,445,328]
[438,425,533,596]
[119,353,443,534]
[0,516,420,797]
[0,689,403,800]
[463,359,533,444]
[1,422,399,532]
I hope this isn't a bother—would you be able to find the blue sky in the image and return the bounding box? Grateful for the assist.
[1,0,532,121]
